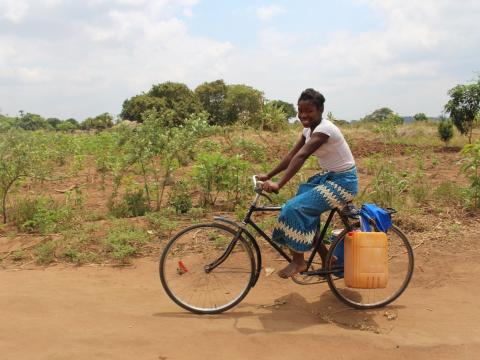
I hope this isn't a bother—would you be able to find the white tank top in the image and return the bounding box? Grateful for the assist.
[302,119,355,172]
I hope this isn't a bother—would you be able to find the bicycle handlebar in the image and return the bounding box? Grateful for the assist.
[252,175,279,195]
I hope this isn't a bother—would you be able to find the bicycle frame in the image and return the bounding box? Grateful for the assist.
[213,187,355,287]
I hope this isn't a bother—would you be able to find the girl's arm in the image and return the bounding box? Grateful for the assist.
[258,134,305,181]
[262,132,329,192]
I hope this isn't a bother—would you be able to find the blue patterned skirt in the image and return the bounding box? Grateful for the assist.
[272,166,358,252]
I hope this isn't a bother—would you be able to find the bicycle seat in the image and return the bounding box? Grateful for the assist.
[338,202,360,219]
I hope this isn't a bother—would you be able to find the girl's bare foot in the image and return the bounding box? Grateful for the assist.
[277,260,307,279]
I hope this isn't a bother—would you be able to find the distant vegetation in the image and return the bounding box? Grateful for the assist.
[1,77,479,266]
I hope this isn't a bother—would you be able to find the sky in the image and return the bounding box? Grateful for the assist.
[1,0,479,121]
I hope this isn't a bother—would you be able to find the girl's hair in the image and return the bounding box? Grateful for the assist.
[298,88,325,109]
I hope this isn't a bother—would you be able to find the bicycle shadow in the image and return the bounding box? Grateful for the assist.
[156,291,405,335]
[231,290,405,335]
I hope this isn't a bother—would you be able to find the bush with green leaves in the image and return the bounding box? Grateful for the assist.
[104,220,149,263]
[260,102,288,132]
[59,224,101,265]
[227,138,267,163]
[108,189,149,218]
[35,239,57,265]
[169,181,192,214]
[433,181,466,207]
[358,161,409,208]
[10,196,73,234]
[192,152,251,208]
[438,119,454,147]
[120,110,210,211]
[11,249,27,262]
[145,210,178,238]
[373,114,401,146]
[460,140,480,208]
[0,130,56,223]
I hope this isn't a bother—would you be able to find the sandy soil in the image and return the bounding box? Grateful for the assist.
[1,243,480,360]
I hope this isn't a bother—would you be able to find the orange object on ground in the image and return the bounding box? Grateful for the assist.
[178,260,188,273]
[344,231,388,289]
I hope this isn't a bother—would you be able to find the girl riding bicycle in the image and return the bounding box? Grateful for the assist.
[258,88,358,278]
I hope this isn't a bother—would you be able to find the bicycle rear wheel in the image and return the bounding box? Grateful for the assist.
[325,225,414,309]
[160,223,255,314]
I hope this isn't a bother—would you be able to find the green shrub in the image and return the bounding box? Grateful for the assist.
[228,138,266,163]
[438,119,454,147]
[11,249,27,262]
[10,196,73,234]
[410,182,430,204]
[169,181,192,214]
[359,162,408,208]
[188,207,205,220]
[59,224,101,264]
[433,181,466,206]
[104,220,149,262]
[108,189,149,218]
[35,240,57,265]
[460,140,480,208]
[192,152,251,208]
[145,211,178,238]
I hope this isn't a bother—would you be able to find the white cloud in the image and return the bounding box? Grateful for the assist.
[0,1,232,119]
[2,0,29,23]
[256,4,286,21]
[229,1,480,118]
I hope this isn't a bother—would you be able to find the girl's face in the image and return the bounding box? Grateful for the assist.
[297,100,322,129]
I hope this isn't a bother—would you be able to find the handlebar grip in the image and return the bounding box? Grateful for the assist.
[253,175,279,194]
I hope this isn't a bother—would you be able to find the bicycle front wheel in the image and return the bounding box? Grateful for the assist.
[326,225,414,309]
[160,223,255,314]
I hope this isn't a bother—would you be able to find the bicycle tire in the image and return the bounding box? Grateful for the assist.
[325,224,414,309]
[160,223,255,314]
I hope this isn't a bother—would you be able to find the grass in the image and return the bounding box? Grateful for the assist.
[103,220,150,263]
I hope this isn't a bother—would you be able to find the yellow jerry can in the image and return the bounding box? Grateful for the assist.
[344,231,388,289]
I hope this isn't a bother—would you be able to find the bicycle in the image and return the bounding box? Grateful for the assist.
[159,176,414,314]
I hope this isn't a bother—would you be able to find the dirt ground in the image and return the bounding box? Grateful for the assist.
[1,239,480,360]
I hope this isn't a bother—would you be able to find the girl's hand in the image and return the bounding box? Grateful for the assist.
[256,174,270,181]
[262,180,280,193]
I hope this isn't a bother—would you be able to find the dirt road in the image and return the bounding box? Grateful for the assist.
[1,248,480,360]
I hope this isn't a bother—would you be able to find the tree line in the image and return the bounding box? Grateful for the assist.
[0,80,297,132]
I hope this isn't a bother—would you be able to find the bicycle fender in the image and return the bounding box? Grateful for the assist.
[214,216,262,287]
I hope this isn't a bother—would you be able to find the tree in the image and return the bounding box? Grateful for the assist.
[438,119,454,147]
[194,80,228,125]
[0,130,53,223]
[120,94,166,123]
[360,107,403,125]
[269,100,297,119]
[82,113,114,131]
[444,77,480,143]
[16,112,49,131]
[224,84,264,126]
[414,113,428,122]
[148,82,202,126]
[46,118,62,129]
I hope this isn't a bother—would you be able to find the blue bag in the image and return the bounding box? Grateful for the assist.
[359,203,392,232]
